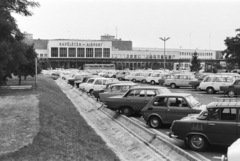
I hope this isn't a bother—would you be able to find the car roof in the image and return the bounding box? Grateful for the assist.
[155,93,192,97]
[111,83,139,86]
[130,86,168,90]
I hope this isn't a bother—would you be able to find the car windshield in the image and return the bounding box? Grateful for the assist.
[185,95,200,107]
[197,108,208,120]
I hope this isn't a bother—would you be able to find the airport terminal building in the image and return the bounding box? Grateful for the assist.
[25,33,222,70]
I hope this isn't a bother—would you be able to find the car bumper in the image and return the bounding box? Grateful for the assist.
[166,132,178,138]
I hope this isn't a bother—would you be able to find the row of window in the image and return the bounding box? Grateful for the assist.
[38,53,48,58]
[112,54,175,59]
[180,58,213,59]
[51,48,111,58]
[180,52,213,56]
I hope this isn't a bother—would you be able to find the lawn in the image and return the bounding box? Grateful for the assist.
[0,75,120,161]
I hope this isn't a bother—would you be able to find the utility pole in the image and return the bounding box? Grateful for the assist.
[160,37,170,71]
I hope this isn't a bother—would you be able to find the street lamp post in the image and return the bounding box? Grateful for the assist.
[160,37,170,71]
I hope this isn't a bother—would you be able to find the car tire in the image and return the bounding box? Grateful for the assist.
[132,79,136,82]
[142,79,146,84]
[118,77,122,81]
[195,85,200,91]
[148,116,162,128]
[89,89,93,95]
[120,107,133,117]
[170,83,177,89]
[228,91,236,97]
[206,87,215,94]
[188,135,208,151]
[151,80,155,85]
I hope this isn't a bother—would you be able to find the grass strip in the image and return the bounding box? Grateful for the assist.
[0,75,120,161]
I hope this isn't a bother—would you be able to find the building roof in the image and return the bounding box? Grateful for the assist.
[33,39,49,49]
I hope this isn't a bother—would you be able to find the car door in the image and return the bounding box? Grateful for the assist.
[92,79,104,91]
[166,97,194,123]
[237,109,240,141]
[143,97,168,122]
[125,89,146,112]
[206,108,237,145]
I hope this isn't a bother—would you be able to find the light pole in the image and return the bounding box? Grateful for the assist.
[160,37,170,71]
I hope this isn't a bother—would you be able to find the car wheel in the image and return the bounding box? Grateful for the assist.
[151,80,155,85]
[132,79,136,82]
[206,87,215,94]
[120,107,133,117]
[118,77,122,81]
[188,135,208,151]
[142,79,146,84]
[228,91,236,97]
[195,85,200,91]
[148,116,162,128]
[89,89,93,95]
[170,83,176,89]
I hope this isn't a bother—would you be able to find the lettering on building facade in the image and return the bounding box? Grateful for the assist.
[59,42,103,47]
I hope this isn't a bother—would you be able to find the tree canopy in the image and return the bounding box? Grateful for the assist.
[190,51,202,72]
[0,0,40,85]
[222,28,240,70]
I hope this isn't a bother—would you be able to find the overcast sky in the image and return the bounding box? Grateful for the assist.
[13,0,240,50]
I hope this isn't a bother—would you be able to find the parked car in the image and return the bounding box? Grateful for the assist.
[80,78,119,94]
[158,74,175,86]
[116,71,130,81]
[105,86,171,117]
[68,73,90,86]
[99,82,140,102]
[74,75,100,88]
[92,81,133,100]
[51,72,60,80]
[168,97,240,151]
[164,74,196,88]
[220,79,240,97]
[199,75,236,94]
[141,93,205,128]
[189,73,213,90]
[146,73,166,85]
[135,72,153,83]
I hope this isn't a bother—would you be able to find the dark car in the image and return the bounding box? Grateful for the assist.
[220,79,240,97]
[105,86,171,117]
[141,93,205,128]
[168,97,240,151]
[68,73,91,86]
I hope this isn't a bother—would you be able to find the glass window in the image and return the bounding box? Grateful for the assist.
[168,97,186,107]
[51,48,58,57]
[146,90,157,97]
[95,48,102,57]
[111,86,121,91]
[77,48,85,57]
[87,79,95,84]
[103,48,110,57]
[153,97,167,106]
[203,77,213,82]
[68,48,76,57]
[127,89,145,97]
[213,77,223,82]
[86,48,93,57]
[94,79,102,85]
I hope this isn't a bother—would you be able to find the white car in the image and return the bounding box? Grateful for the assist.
[164,74,196,88]
[146,73,166,85]
[80,78,119,94]
[199,75,236,94]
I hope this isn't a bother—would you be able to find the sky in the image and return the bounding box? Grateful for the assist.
[12,0,240,51]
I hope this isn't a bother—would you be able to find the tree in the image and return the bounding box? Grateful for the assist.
[190,51,202,72]
[222,28,240,70]
[0,0,40,85]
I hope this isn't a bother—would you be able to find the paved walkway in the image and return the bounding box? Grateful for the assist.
[56,80,167,161]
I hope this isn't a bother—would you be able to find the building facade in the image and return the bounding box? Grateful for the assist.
[25,34,223,70]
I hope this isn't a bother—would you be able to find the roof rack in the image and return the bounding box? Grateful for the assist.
[214,96,240,102]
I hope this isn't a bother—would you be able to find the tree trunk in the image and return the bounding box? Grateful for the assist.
[24,75,27,80]
[18,74,22,85]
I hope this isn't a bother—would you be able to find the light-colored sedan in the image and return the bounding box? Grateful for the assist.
[164,74,196,88]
